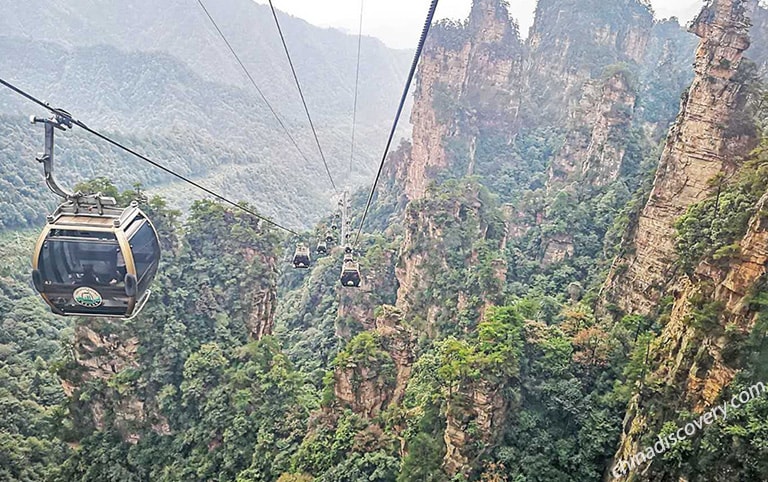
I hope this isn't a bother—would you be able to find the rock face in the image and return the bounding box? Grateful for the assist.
[607,3,768,476]
[548,70,638,186]
[402,0,697,208]
[246,288,276,340]
[717,193,768,312]
[395,181,506,332]
[62,321,153,442]
[680,190,768,404]
[243,247,278,340]
[442,379,507,477]
[525,0,654,129]
[541,232,576,266]
[612,191,768,478]
[404,0,524,200]
[603,0,756,316]
[244,275,277,339]
[71,323,140,384]
[333,307,416,418]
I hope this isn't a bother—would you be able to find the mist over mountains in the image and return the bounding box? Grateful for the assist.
[0,0,413,229]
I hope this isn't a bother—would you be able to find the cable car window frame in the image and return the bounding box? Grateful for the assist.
[38,232,124,287]
[125,219,161,293]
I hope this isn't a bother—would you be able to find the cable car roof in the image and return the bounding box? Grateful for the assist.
[55,215,118,227]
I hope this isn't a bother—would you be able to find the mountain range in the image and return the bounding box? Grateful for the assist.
[0,0,413,229]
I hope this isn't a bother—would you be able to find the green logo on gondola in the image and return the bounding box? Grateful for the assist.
[73,287,103,308]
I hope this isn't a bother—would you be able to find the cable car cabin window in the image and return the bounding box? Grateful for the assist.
[36,230,135,317]
[38,231,123,286]
[127,220,160,293]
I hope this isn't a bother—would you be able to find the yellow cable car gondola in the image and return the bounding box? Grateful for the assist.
[32,203,160,317]
[29,113,161,318]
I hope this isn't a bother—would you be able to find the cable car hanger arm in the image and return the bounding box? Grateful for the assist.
[32,114,72,200]
[0,78,106,206]
[31,113,118,214]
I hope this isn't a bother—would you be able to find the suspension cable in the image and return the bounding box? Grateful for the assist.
[194,0,317,178]
[349,0,365,177]
[267,0,338,192]
[0,77,299,235]
[354,0,439,244]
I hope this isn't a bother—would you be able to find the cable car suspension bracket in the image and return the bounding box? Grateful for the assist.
[32,112,118,216]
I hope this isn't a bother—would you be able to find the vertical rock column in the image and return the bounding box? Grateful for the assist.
[404,0,523,201]
[603,0,754,316]
[547,70,638,187]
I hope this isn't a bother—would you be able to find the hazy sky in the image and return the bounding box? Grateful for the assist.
[256,0,705,48]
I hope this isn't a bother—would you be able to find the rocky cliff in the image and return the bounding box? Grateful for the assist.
[525,0,653,126]
[404,0,524,200]
[547,69,638,187]
[604,1,768,478]
[603,0,757,316]
[395,180,507,335]
[62,320,152,442]
[612,183,768,479]
[244,247,279,340]
[332,306,416,418]
[442,378,507,477]
[402,0,696,211]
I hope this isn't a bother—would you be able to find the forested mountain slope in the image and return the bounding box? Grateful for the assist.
[602,1,768,478]
[0,0,412,229]
[276,0,768,479]
[0,230,70,481]
[4,0,768,481]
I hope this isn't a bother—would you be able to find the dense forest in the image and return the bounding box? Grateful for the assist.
[3,0,768,481]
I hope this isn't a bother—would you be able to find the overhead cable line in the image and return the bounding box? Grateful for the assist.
[194,0,316,178]
[354,0,440,244]
[267,0,338,192]
[0,77,299,235]
[349,0,365,177]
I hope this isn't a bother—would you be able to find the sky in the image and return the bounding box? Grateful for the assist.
[256,0,705,49]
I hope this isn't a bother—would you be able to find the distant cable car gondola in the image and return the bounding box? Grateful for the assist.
[293,243,311,268]
[316,240,328,255]
[340,253,361,288]
[29,114,161,318]
[325,230,334,244]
